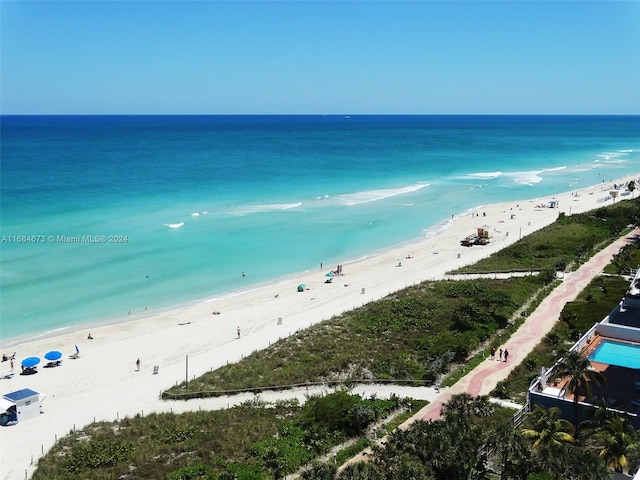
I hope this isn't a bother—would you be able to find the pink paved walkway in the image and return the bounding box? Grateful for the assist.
[414,229,638,423]
[338,230,638,472]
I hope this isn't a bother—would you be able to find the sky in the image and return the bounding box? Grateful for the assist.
[1,1,639,115]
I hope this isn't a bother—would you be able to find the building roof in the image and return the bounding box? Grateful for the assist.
[3,388,39,402]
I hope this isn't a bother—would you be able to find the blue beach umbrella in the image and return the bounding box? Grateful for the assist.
[21,357,40,368]
[44,351,62,361]
[325,272,335,277]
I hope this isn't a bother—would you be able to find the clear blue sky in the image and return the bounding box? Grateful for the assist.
[1,1,639,114]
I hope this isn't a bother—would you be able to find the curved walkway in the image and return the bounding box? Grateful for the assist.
[416,229,638,422]
[341,228,637,470]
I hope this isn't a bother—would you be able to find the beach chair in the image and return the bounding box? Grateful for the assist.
[70,345,80,359]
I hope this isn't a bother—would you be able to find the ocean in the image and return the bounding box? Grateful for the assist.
[1,115,639,345]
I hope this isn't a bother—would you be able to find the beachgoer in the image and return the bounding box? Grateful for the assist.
[10,359,14,370]
[499,348,503,361]
[2,354,7,362]
[136,358,141,371]
[242,271,245,277]
[87,333,93,340]
[237,327,241,339]
[504,349,509,362]
[320,262,323,269]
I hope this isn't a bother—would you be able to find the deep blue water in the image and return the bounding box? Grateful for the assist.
[1,115,639,344]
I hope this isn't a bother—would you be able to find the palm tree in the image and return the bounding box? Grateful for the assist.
[441,393,495,423]
[628,180,636,198]
[554,349,605,428]
[522,405,575,450]
[594,416,638,473]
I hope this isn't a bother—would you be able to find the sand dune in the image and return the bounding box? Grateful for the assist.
[0,175,637,479]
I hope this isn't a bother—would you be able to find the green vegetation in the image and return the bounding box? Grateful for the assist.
[334,393,639,479]
[165,276,542,398]
[33,199,640,479]
[605,234,640,275]
[491,274,631,404]
[32,392,409,480]
[454,202,640,274]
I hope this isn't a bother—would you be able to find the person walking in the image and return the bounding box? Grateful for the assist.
[237,326,241,339]
[490,347,496,360]
[504,349,509,362]
[136,358,141,371]
[499,348,503,361]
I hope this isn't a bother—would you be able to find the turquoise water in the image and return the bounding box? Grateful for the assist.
[589,340,640,369]
[1,115,639,345]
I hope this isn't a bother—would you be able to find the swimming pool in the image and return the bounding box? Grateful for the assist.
[588,340,640,369]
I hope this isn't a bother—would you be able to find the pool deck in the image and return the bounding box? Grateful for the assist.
[552,335,640,412]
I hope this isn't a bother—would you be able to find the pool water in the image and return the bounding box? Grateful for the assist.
[588,340,640,369]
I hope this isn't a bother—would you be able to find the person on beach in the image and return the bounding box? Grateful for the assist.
[504,349,509,362]
[136,358,141,371]
[10,359,14,371]
[237,327,241,339]
[499,348,503,361]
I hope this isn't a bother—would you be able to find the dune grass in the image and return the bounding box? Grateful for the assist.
[32,199,640,479]
[453,203,640,274]
[164,201,640,400]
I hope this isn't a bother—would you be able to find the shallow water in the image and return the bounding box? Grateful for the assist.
[1,115,639,342]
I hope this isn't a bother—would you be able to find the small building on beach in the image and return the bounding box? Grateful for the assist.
[2,388,41,423]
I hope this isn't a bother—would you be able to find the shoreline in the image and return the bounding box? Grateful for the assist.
[0,174,638,478]
[0,179,617,350]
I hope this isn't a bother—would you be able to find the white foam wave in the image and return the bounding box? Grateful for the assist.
[230,202,303,216]
[502,166,568,186]
[506,170,543,186]
[190,212,200,217]
[165,222,184,229]
[337,183,429,206]
[465,171,503,180]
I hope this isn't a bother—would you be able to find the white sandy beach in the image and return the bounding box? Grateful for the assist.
[1,175,638,479]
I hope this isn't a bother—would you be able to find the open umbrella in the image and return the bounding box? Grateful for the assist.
[44,351,62,361]
[297,284,306,292]
[21,357,40,368]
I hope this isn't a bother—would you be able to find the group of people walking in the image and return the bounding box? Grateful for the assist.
[490,346,509,362]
